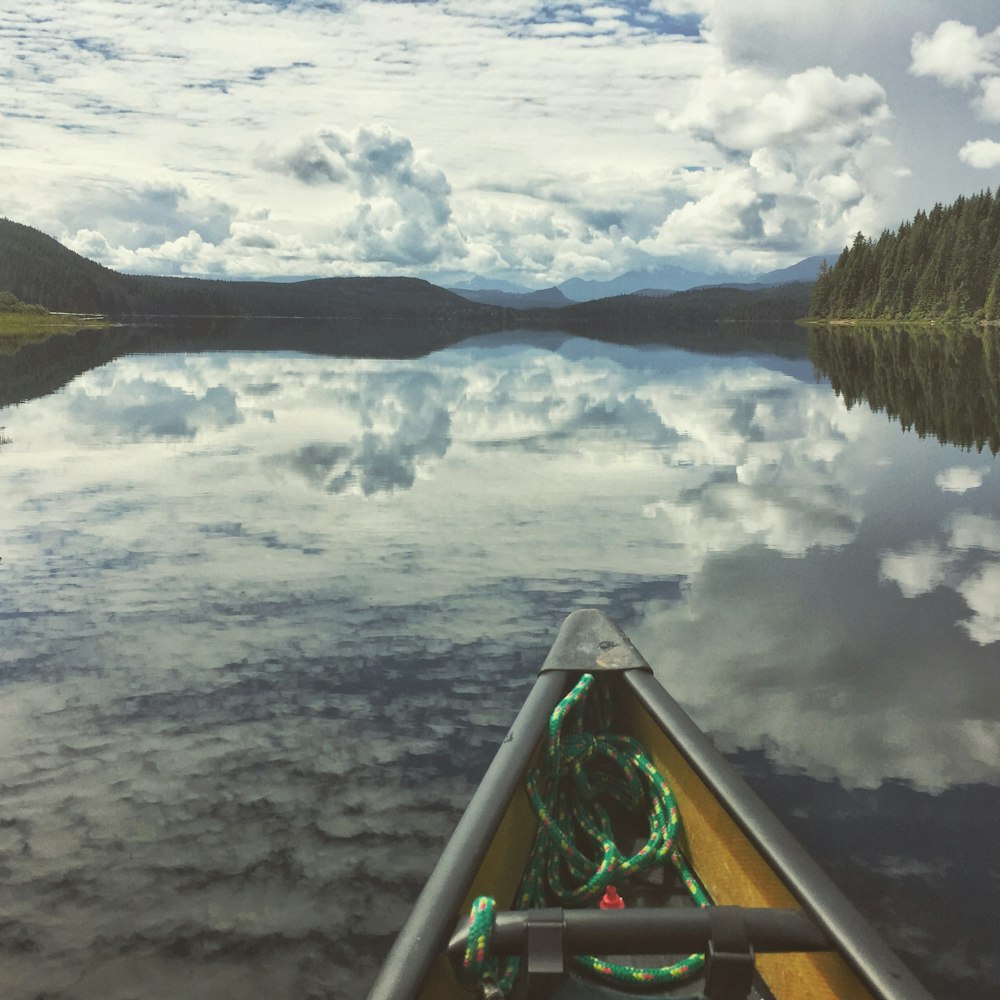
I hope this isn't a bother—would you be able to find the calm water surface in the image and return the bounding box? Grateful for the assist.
[0,325,998,999]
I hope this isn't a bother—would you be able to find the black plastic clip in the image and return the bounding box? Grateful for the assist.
[704,906,756,1000]
[524,908,565,999]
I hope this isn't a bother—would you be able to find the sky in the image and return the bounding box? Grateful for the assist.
[4,0,1000,285]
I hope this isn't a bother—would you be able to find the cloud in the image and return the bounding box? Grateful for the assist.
[959,138,1000,168]
[665,65,888,153]
[273,370,453,496]
[909,20,1000,88]
[879,544,950,599]
[257,124,467,266]
[58,180,238,255]
[950,512,1000,551]
[957,564,1000,644]
[648,65,892,257]
[631,533,1000,792]
[9,0,1000,285]
[907,19,1000,169]
[255,130,351,185]
[975,75,1000,120]
[935,466,987,493]
[880,513,1000,646]
[65,378,243,440]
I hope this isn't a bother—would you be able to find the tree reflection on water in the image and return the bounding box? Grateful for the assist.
[809,324,1000,453]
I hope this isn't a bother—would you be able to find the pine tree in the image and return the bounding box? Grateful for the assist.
[808,190,1000,320]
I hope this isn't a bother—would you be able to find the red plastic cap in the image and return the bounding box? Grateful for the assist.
[599,885,625,910]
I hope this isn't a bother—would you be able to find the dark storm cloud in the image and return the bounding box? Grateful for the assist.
[256,131,351,185]
[257,126,450,213]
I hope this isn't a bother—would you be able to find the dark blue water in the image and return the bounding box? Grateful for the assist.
[0,326,997,998]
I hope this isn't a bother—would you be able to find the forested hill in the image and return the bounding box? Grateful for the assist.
[809,190,1000,322]
[530,281,813,334]
[1,216,813,331]
[0,218,505,322]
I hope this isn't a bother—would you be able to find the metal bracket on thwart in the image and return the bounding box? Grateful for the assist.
[524,909,565,999]
[704,907,756,1000]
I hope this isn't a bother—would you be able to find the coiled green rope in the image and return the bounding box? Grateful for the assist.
[463,672,711,995]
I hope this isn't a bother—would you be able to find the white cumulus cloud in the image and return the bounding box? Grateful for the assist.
[6,0,1000,282]
[958,138,1000,168]
[259,124,468,267]
[648,65,892,258]
[908,19,1000,170]
[910,20,1000,88]
[975,75,1000,120]
[950,512,1000,552]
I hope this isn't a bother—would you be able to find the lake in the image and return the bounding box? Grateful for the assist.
[0,322,998,999]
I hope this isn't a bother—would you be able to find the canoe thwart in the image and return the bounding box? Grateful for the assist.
[447,905,830,959]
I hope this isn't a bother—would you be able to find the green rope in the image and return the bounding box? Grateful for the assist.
[463,672,711,996]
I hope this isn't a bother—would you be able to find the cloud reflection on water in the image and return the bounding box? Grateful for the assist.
[4,339,998,788]
[1,336,999,998]
[880,510,1000,646]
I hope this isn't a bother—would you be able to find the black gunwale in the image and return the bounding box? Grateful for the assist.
[623,667,934,1000]
[365,668,568,1000]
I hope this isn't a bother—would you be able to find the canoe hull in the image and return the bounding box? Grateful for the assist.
[367,610,933,1000]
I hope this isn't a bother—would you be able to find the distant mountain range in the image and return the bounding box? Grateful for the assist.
[558,263,732,301]
[449,255,829,307]
[445,286,573,309]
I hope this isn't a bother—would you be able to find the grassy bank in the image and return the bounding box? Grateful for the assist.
[0,291,109,350]
[0,313,110,353]
[0,311,107,333]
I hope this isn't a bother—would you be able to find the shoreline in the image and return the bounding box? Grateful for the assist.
[800,316,994,329]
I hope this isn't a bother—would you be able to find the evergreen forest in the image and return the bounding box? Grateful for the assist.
[809,189,1000,322]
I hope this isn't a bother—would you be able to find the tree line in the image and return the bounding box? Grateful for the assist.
[809,189,1000,321]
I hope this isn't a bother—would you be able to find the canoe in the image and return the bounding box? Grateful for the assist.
[366,609,933,1000]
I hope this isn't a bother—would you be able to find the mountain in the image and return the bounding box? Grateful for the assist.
[557,264,739,301]
[0,218,509,324]
[521,282,815,335]
[446,275,536,294]
[447,286,572,309]
[755,255,831,286]
[556,257,824,301]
